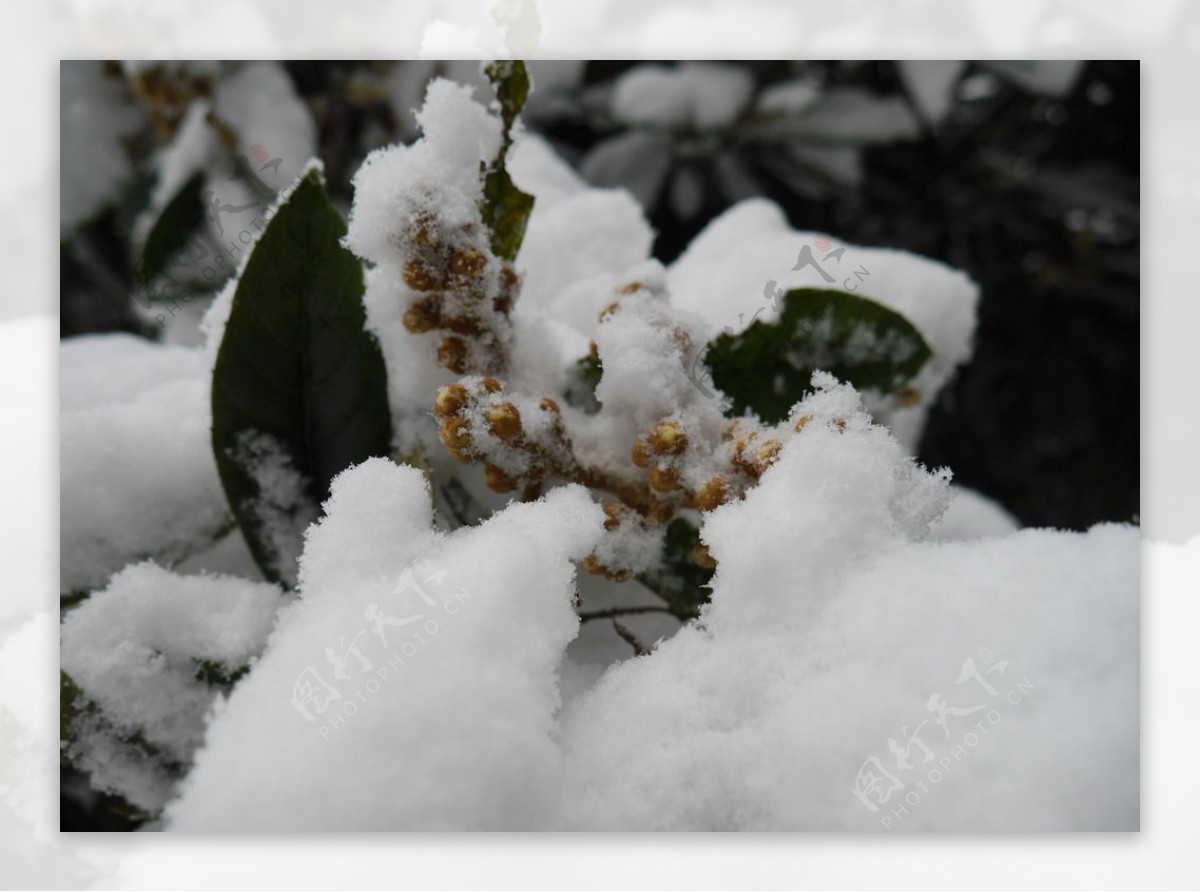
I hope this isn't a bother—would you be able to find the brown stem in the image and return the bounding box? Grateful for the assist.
[578,605,676,622]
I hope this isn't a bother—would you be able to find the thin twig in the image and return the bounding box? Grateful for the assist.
[612,619,648,657]
[578,605,675,623]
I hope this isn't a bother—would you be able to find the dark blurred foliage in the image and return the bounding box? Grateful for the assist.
[61,60,1138,530]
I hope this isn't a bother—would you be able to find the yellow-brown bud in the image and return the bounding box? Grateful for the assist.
[691,542,717,570]
[792,414,813,433]
[602,501,627,531]
[438,417,473,459]
[630,440,649,468]
[647,420,688,456]
[486,402,522,441]
[484,462,519,493]
[648,465,681,494]
[436,337,469,374]
[449,248,487,280]
[751,439,783,476]
[402,294,442,333]
[479,377,503,394]
[694,477,729,512]
[433,384,469,420]
[403,257,442,292]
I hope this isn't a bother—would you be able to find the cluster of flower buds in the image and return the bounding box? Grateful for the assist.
[399,210,520,375]
[433,377,574,497]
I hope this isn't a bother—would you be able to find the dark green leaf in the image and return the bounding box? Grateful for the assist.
[705,287,932,424]
[211,169,393,586]
[481,60,535,262]
[136,171,206,287]
[637,519,713,619]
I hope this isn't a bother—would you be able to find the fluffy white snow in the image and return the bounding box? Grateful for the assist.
[162,392,1137,831]
[166,459,604,830]
[60,563,286,812]
[60,334,231,593]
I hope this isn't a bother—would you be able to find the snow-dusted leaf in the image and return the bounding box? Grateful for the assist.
[705,288,932,423]
[211,168,392,586]
[897,60,966,125]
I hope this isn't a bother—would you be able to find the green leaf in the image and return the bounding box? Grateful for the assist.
[704,287,932,424]
[136,171,206,287]
[211,168,393,586]
[637,519,713,619]
[481,60,535,262]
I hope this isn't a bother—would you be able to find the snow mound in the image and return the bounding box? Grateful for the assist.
[60,335,229,593]
[60,563,286,813]
[165,459,605,830]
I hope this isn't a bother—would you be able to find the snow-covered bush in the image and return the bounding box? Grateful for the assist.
[60,62,1137,831]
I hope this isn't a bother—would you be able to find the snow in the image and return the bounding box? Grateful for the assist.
[60,334,230,593]
[60,562,286,813]
[166,459,605,830]
[159,393,1137,831]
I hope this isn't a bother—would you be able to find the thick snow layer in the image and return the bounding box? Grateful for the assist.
[162,398,1136,831]
[668,199,980,450]
[60,334,230,593]
[60,563,286,812]
[166,459,604,830]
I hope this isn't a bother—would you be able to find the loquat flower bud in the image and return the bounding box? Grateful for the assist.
[602,501,627,531]
[479,377,503,394]
[691,540,715,569]
[897,387,921,407]
[694,477,729,512]
[691,542,717,570]
[486,402,522,441]
[647,420,688,456]
[792,414,813,433]
[402,294,443,333]
[436,337,469,374]
[648,465,681,494]
[631,440,649,468]
[403,257,442,292]
[648,501,675,524]
[438,417,473,460]
[483,462,519,493]
[433,384,469,420]
[751,439,783,476]
[449,248,487,281]
[598,301,621,323]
